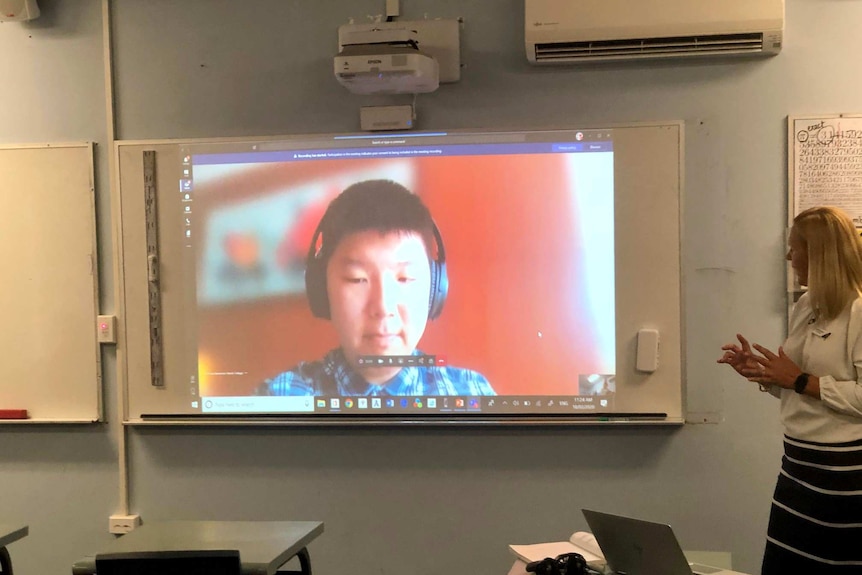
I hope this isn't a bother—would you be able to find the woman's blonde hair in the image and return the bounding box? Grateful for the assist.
[793,206,862,319]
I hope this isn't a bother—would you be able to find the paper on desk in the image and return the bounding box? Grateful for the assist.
[509,531,604,563]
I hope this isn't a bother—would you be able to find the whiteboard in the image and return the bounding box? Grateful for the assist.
[789,114,862,223]
[787,115,862,308]
[0,143,102,423]
[115,124,684,425]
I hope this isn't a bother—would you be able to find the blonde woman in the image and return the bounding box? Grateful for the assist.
[718,206,862,574]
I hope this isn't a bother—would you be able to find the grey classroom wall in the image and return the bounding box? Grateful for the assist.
[1,2,118,575]
[2,1,860,574]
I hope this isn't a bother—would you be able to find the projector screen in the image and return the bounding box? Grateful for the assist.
[116,124,683,424]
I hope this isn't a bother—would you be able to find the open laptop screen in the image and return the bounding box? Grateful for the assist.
[582,509,735,575]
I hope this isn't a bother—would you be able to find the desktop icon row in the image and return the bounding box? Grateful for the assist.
[315,396,481,410]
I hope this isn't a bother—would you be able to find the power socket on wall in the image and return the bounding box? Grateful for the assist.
[109,514,141,534]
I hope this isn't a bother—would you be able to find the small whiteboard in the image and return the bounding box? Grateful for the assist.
[789,114,862,224]
[0,143,102,423]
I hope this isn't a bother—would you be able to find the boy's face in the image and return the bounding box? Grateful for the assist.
[326,229,432,383]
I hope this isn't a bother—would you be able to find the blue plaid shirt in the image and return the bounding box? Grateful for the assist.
[259,348,495,396]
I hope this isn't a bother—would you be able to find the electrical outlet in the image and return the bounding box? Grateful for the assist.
[109,514,141,534]
[97,314,117,343]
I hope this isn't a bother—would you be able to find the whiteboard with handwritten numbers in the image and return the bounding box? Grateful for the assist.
[789,114,862,225]
[787,115,862,315]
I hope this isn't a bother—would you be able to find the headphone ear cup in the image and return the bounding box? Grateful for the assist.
[555,553,587,575]
[305,253,330,320]
[525,558,556,575]
[428,260,448,320]
[304,218,332,319]
[427,220,448,320]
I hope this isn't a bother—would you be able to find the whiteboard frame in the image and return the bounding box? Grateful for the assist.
[0,142,102,424]
[114,123,685,426]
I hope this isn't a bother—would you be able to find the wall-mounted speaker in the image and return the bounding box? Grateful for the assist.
[0,0,39,21]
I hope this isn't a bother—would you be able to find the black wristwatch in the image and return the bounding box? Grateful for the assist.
[794,372,810,394]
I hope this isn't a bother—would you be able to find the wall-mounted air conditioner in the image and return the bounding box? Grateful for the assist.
[525,0,783,64]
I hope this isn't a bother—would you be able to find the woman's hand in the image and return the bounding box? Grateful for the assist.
[717,334,762,379]
[748,344,802,390]
[718,333,804,390]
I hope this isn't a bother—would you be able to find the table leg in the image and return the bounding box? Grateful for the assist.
[275,547,311,575]
[0,546,13,575]
[297,547,311,575]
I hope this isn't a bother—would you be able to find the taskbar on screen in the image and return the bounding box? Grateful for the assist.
[197,394,615,415]
[312,394,614,413]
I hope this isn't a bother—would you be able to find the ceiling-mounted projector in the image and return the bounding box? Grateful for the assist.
[334,28,440,95]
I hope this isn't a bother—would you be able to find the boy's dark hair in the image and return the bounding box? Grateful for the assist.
[304,179,448,320]
[311,179,437,263]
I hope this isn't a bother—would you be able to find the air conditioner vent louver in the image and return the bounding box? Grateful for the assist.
[535,33,765,62]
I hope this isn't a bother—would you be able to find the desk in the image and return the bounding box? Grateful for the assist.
[0,525,29,575]
[72,521,323,575]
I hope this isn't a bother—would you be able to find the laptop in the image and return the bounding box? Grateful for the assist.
[581,509,749,575]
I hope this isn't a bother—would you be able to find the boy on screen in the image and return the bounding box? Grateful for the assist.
[257,179,495,397]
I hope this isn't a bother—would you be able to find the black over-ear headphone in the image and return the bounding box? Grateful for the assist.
[304,219,449,321]
[526,553,589,575]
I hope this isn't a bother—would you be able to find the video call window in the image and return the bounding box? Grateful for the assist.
[181,131,616,416]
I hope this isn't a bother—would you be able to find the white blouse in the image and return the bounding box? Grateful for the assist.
[778,292,862,443]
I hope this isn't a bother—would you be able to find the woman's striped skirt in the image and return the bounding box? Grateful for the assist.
[761,435,862,574]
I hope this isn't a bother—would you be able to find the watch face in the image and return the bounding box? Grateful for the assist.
[794,373,809,394]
